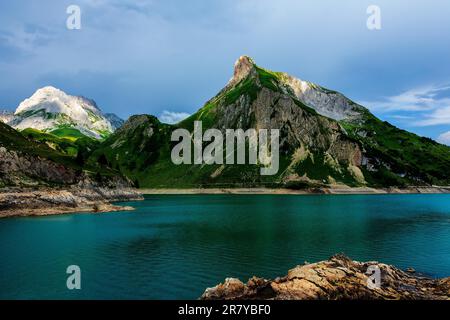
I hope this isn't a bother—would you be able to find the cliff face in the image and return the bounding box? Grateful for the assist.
[208,59,363,167]
[201,255,450,300]
[0,121,77,187]
[0,146,78,186]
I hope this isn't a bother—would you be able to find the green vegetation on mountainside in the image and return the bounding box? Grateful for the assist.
[0,122,115,178]
[341,113,450,186]
[49,127,87,140]
[20,127,100,166]
[0,122,80,169]
[87,115,173,186]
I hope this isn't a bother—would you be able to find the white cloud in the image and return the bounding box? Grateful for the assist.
[437,131,450,146]
[361,85,450,112]
[159,110,190,124]
[414,106,450,126]
[361,84,450,126]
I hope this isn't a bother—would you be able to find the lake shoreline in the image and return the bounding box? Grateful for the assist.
[0,187,143,218]
[2,185,450,218]
[140,186,450,195]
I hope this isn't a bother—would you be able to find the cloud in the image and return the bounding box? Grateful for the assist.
[361,84,450,127]
[437,131,450,146]
[159,110,190,124]
[414,106,450,126]
[1,0,450,127]
[361,85,450,112]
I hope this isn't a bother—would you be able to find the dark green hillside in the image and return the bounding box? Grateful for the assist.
[341,113,450,186]
[87,115,173,186]
[88,115,292,188]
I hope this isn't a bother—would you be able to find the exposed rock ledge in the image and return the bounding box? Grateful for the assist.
[201,255,450,300]
[0,185,143,218]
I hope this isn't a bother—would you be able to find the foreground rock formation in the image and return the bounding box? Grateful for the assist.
[201,255,450,300]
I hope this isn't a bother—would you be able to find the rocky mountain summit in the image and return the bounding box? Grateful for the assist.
[201,255,450,300]
[188,55,364,168]
[2,86,123,139]
[228,56,365,121]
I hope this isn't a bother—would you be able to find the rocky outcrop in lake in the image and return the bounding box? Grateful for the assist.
[0,182,142,218]
[201,255,450,300]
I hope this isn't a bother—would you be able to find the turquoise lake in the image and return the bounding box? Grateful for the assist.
[1,194,450,299]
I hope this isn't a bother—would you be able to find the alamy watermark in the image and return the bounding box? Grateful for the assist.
[366,265,381,289]
[367,5,382,30]
[66,265,81,290]
[171,121,280,175]
[66,5,81,30]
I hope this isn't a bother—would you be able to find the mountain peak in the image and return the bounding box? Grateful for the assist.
[229,55,256,86]
[33,86,64,96]
[234,55,255,71]
[10,86,119,139]
[37,85,60,92]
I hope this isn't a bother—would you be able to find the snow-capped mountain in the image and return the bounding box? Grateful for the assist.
[5,86,123,139]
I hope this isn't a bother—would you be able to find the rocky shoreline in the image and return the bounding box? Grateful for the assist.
[0,186,143,218]
[201,255,450,300]
[141,186,450,195]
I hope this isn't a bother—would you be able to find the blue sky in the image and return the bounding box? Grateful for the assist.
[1,0,450,144]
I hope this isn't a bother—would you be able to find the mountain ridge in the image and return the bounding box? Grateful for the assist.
[1,56,450,189]
[88,56,450,188]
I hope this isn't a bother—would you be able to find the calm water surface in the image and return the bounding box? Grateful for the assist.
[1,194,450,299]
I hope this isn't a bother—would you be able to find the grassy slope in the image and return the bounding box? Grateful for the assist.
[20,127,101,167]
[50,127,87,140]
[0,122,80,169]
[341,113,450,186]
